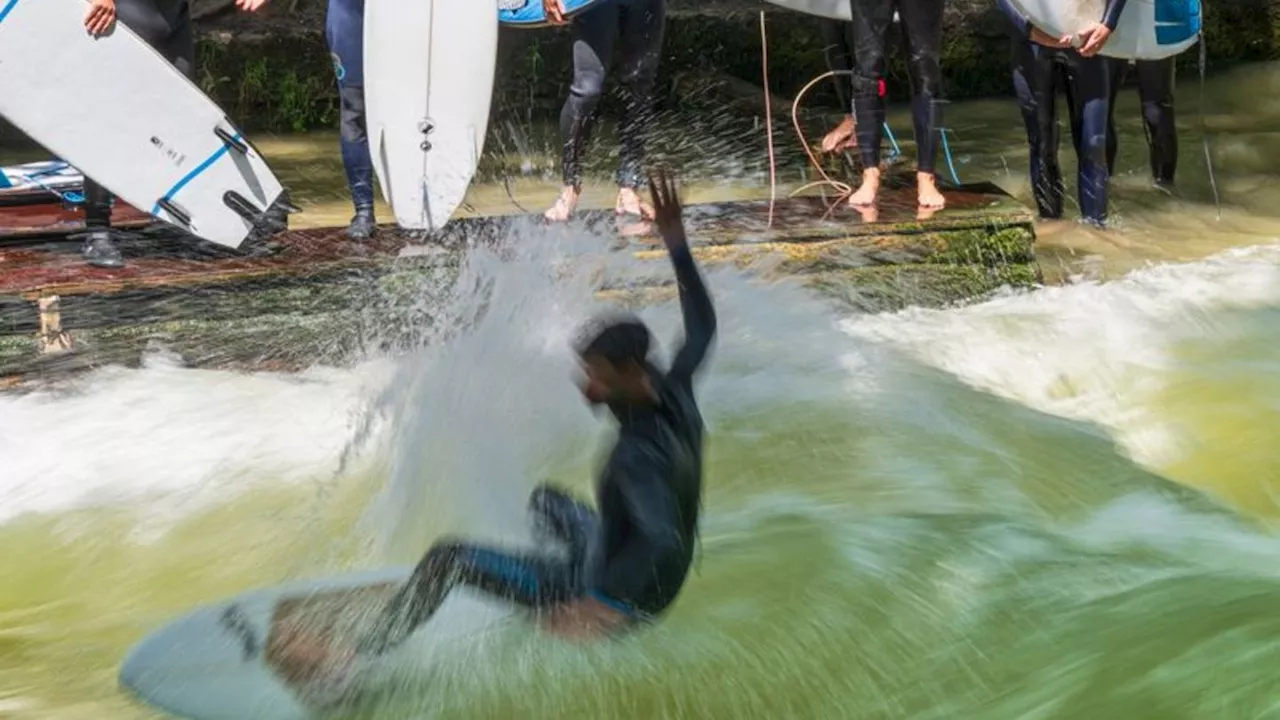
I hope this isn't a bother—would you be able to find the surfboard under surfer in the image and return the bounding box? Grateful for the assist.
[267,170,716,700]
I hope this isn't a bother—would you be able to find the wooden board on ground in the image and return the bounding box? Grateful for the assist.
[0,197,156,240]
[0,183,1037,386]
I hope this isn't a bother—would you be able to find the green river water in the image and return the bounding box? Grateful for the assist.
[2,61,1280,719]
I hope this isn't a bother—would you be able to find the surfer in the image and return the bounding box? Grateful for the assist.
[541,0,666,224]
[998,0,1126,225]
[324,0,377,239]
[79,0,198,268]
[818,19,859,154]
[843,0,947,210]
[1106,58,1178,188]
[354,170,713,654]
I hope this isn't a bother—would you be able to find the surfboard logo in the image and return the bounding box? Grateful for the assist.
[497,0,529,10]
[219,605,260,661]
[149,136,187,168]
[331,52,346,82]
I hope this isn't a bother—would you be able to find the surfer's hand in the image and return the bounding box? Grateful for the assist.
[543,0,569,26]
[540,598,627,640]
[648,170,689,253]
[1029,27,1071,49]
[234,0,270,11]
[1077,22,1113,56]
[84,0,116,37]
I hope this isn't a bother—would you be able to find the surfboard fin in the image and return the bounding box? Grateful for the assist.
[215,126,251,156]
[223,190,264,224]
[156,198,192,227]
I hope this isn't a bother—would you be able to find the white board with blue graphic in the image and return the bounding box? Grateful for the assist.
[499,0,608,28]
[1004,0,1201,60]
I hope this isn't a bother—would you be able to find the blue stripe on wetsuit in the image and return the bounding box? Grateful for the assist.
[463,548,543,599]
[0,0,20,27]
[1155,0,1201,45]
[151,134,241,217]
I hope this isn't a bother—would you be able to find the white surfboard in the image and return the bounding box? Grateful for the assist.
[363,0,499,231]
[1001,0,1201,60]
[0,161,83,196]
[118,566,518,720]
[119,567,411,720]
[0,0,284,248]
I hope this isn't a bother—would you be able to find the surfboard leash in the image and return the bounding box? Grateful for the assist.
[761,11,778,229]
[1197,32,1221,221]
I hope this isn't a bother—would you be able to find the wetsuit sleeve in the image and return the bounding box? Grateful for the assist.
[1102,0,1129,31]
[995,0,1032,37]
[592,452,684,612]
[666,242,717,389]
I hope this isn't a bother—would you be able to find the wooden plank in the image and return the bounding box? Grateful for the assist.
[0,184,1032,299]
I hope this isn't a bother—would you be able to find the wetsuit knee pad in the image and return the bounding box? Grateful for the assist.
[337,85,368,143]
[569,63,607,101]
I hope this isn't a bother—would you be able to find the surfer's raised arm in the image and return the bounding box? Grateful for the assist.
[648,171,717,388]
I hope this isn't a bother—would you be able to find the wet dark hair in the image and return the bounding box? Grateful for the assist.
[576,315,651,366]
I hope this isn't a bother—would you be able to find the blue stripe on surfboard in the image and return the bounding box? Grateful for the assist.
[151,133,241,218]
[499,0,609,26]
[0,0,22,27]
[1154,0,1201,45]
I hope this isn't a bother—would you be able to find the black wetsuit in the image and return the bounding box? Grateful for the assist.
[820,19,856,110]
[559,0,666,191]
[361,241,716,654]
[999,0,1125,224]
[1106,57,1177,185]
[325,0,376,212]
[82,0,195,229]
[845,0,942,173]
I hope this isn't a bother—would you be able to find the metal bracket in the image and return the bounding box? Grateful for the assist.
[37,295,73,355]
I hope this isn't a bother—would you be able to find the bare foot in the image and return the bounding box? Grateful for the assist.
[544,186,580,223]
[855,204,879,223]
[615,187,654,219]
[821,115,858,154]
[847,168,880,208]
[917,172,946,209]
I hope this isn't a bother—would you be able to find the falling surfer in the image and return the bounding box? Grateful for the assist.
[266,170,717,704]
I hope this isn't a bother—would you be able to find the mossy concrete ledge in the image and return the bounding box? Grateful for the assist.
[0,183,1036,387]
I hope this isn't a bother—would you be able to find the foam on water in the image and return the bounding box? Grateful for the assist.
[0,353,394,529]
[844,242,1280,472]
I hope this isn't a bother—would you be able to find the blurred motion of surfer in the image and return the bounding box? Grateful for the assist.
[999,0,1125,226]
[540,0,666,225]
[269,171,716,697]
[843,0,947,210]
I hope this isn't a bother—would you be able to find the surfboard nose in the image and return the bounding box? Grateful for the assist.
[118,604,310,720]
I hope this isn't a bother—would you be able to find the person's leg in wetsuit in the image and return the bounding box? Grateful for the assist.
[326,0,377,239]
[545,0,666,222]
[356,485,600,656]
[80,0,195,268]
[846,0,946,209]
[1010,38,1066,219]
[819,19,858,153]
[1061,52,1114,226]
[1109,57,1177,187]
